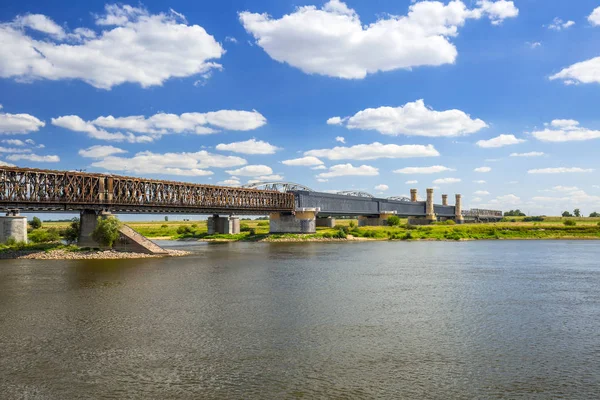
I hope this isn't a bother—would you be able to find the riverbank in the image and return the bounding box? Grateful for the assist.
[0,243,191,260]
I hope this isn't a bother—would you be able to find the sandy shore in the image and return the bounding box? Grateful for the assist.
[11,249,191,260]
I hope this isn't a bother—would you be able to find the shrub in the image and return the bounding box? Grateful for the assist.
[29,228,60,243]
[333,225,350,234]
[387,215,401,226]
[91,216,122,247]
[257,221,269,227]
[333,228,347,239]
[249,228,256,235]
[240,223,251,232]
[402,232,413,240]
[64,218,80,244]
[191,224,198,228]
[161,224,168,229]
[564,220,576,226]
[30,216,42,229]
[176,225,193,235]
[523,216,544,222]
[349,221,356,228]
[4,237,17,246]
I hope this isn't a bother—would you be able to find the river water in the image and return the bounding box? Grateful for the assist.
[1,240,599,399]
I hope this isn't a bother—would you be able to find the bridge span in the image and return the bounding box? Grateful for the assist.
[0,167,501,246]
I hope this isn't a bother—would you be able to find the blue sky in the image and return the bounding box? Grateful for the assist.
[1,0,600,216]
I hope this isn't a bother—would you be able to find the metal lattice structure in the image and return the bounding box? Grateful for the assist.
[387,196,412,202]
[0,167,294,214]
[242,181,314,193]
[336,190,374,198]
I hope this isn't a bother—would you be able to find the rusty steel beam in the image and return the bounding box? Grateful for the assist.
[0,167,294,214]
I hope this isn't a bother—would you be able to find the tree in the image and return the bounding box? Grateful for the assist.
[504,210,526,217]
[164,216,169,222]
[91,216,122,247]
[64,218,80,244]
[30,216,42,229]
[573,209,581,218]
[387,215,401,226]
[562,211,573,218]
[590,212,600,218]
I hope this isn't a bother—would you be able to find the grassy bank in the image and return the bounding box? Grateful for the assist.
[36,217,600,243]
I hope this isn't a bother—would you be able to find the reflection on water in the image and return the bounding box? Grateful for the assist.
[1,241,600,398]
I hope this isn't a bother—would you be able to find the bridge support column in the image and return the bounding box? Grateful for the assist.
[0,210,28,244]
[316,217,336,228]
[207,215,240,235]
[455,194,465,224]
[426,188,437,221]
[269,208,318,234]
[410,189,418,202]
[442,194,448,206]
[358,211,397,227]
[79,210,111,247]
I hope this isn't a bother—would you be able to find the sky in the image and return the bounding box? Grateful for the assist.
[1,0,600,217]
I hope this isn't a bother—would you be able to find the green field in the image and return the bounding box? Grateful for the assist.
[39,216,600,242]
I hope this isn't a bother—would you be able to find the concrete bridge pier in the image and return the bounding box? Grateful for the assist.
[426,188,437,221]
[316,217,336,228]
[270,208,318,233]
[0,210,28,244]
[455,194,465,224]
[79,209,112,247]
[207,215,241,235]
[358,211,397,227]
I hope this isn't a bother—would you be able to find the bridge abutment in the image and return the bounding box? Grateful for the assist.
[269,208,318,233]
[207,215,240,235]
[0,211,28,244]
[316,217,336,228]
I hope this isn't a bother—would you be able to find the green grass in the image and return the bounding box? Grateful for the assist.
[0,242,82,254]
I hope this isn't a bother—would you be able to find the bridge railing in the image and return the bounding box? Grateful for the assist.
[0,167,294,212]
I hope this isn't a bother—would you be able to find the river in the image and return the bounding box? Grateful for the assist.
[1,240,599,399]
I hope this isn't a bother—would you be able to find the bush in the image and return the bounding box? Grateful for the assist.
[333,225,350,234]
[161,224,168,229]
[249,228,256,235]
[333,228,347,239]
[64,218,80,244]
[30,216,42,229]
[523,216,544,222]
[240,223,251,232]
[387,215,401,226]
[91,216,122,247]
[176,225,193,235]
[349,221,356,228]
[257,221,269,227]
[29,228,60,243]
[191,224,198,228]
[564,220,576,226]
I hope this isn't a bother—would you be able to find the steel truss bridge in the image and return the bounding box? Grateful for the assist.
[0,167,294,214]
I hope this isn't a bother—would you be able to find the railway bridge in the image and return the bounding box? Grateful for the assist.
[0,167,502,246]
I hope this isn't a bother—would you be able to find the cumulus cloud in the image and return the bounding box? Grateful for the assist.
[0,146,32,154]
[528,167,594,174]
[216,139,279,155]
[282,156,324,166]
[240,1,517,79]
[226,165,274,177]
[531,120,600,142]
[510,151,545,157]
[433,177,461,184]
[0,105,45,134]
[406,180,418,184]
[393,165,454,174]
[476,134,525,148]
[335,136,345,143]
[1,139,25,146]
[305,142,439,160]
[317,163,378,178]
[474,166,491,173]
[218,179,241,186]
[547,18,575,31]
[0,5,224,89]
[52,110,266,142]
[327,117,343,125]
[78,145,127,159]
[550,57,600,85]
[0,160,16,167]
[90,150,247,177]
[375,184,389,191]
[6,153,59,162]
[588,7,600,26]
[329,100,487,137]
[474,190,490,195]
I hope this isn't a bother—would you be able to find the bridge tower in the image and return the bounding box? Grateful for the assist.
[442,194,448,206]
[455,194,465,224]
[410,189,418,202]
[426,188,437,221]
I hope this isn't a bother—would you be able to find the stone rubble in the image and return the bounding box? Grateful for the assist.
[17,249,190,260]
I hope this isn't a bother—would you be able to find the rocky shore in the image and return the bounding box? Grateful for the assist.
[9,249,191,260]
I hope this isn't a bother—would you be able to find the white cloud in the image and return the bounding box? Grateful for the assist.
[330,100,487,137]
[0,106,45,134]
[317,163,378,178]
[327,117,343,125]
[510,151,545,157]
[91,150,246,177]
[528,167,594,174]
[311,165,327,170]
[550,57,600,85]
[0,5,224,89]
[547,18,575,31]
[476,134,525,148]
[0,146,32,154]
[474,190,490,195]
[406,180,418,184]
[551,186,579,193]
[590,7,600,26]
[282,156,324,166]
[240,1,517,79]
[375,184,389,191]
[6,153,59,162]
[493,194,521,205]
[316,178,329,183]
[52,110,266,142]
[335,136,345,143]
[433,177,461,184]
[474,180,487,184]
[0,160,16,167]
[471,197,483,203]
[393,165,454,174]
[226,165,273,176]
[78,145,127,159]
[474,166,491,173]
[531,120,600,142]
[305,142,439,160]
[528,42,541,49]
[1,139,25,146]
[254,174,284,181]
[216,139,279,155]
[218,179,241,186]
[225,36,238,43]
